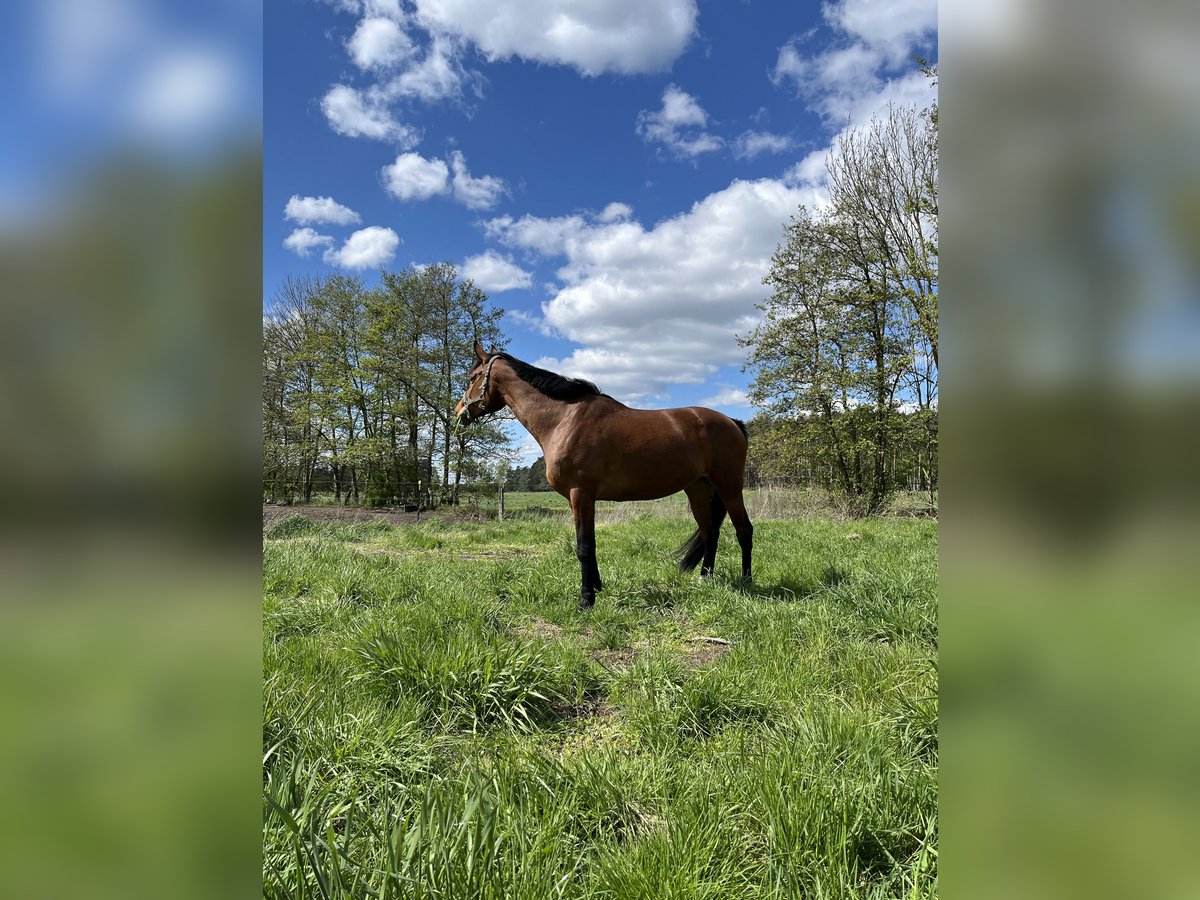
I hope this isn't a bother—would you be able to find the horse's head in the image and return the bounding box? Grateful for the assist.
[454,341,506,427]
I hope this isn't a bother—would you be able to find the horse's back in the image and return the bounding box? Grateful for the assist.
[556,401,747,500]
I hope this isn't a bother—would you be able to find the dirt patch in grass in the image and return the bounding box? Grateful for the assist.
[590,634,731,672]
[593,647,641,672]
[553,697,630,758]
[512,618,567,642]
[681,636,733,666]
[568,692,617,720]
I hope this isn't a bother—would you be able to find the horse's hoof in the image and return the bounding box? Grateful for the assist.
[579,595,595,610]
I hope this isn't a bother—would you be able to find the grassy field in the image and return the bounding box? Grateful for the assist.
[263,510,938,898]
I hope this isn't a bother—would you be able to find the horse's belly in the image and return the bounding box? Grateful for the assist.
[595,465,699,502]
[596,484,683,502]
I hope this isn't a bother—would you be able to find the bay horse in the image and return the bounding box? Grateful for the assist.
[454,343,752,609]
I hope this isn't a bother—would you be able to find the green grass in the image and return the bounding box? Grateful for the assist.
[263,513,938,898]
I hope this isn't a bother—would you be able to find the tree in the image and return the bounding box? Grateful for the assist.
[262,264,510,505]
[415,263,506,501]
[527,456,551,491]
[263,275,321,503]
[827,101,938,370]
[505,464,529,492]
[741,99,938,515]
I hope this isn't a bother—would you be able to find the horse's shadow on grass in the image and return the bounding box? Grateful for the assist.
[730,564,851,603]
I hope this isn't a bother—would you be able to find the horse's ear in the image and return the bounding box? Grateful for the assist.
[473,341,487,362]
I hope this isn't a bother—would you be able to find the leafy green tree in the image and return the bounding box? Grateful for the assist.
[415,263,506,501]
[504,464,530,492]
[827,101,938,370]
[263,275,321,503]
[527,456,551,492]
[741,99,937,515]
[262,264,510,506]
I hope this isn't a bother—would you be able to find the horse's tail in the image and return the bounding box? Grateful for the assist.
[678,492,729,572]
[732,418,749,441]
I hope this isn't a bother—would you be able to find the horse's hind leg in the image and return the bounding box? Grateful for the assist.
[684,480,720,576]
[713,486,753,581]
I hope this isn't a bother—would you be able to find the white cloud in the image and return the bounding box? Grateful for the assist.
[774,41,895,125]
[636,84,723,158]
[597,202,634,222]
[771,0,936,128]
[819,43,885,91]
[506,308,555,335]
[348,16,415,69]
[732,130,793,159]
[670,133,725,157]
[381,150,505,208]
[533,346,704,402]
[327,0,404,17]
[771,39,806,87]
[381,152,450,200]
[321,84,421,144]
[482,213,587,255]
[462,250,532,291]
[327,0,700,144]
[410,0,697,76]
[782,149,831,189]
[283,227,335,257]
[284,194,362,226]
[655,84,708,128]
[382,36,469,103]
[486,178,823,400]
[449,150,507,209]
[700,387,751,408]
[363,0,404,18]
[825,0,938,63]
[323,226,400,269]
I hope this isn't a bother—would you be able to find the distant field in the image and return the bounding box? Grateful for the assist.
[263,512,938,898]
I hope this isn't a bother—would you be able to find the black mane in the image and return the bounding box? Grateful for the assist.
[495,353,604,401]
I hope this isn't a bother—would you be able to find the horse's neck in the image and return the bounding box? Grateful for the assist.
[495,370,570,447]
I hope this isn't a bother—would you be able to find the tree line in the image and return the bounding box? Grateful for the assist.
[503,457,552,493]
[262,263,508,506]
[741,91,938,514]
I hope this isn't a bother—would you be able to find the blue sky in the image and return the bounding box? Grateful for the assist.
[265,0,936,458]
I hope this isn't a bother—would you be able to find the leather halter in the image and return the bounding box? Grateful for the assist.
[462,354,500,417]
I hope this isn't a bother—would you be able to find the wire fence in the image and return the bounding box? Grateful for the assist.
[263,477,936,522]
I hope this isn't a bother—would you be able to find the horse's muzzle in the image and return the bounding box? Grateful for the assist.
[457,409,470,428]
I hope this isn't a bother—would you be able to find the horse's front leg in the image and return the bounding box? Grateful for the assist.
[569,488,599,609]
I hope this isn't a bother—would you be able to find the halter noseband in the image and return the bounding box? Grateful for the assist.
[462,355,500,418]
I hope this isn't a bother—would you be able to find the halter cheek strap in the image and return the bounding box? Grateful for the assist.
[465,355,500,414]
